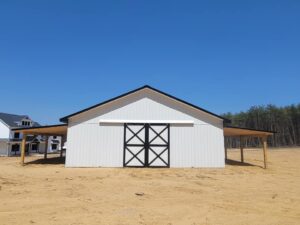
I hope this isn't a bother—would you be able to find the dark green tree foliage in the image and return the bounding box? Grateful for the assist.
[222,104,300,147]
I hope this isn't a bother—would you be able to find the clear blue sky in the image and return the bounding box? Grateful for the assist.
[1,1,299,125]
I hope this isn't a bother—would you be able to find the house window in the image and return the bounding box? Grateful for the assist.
[31,144,38,151]
[51,144,57,150]
[53,136,57,139]
[14,132,20,139]
[11,144,20,152]
[21,120,31,126]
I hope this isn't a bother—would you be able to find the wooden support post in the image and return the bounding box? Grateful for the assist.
[21,133,27,165]
[240,136,244,163]
[262,136,268,169]
[60,135,64,158]
[44,136,49,159]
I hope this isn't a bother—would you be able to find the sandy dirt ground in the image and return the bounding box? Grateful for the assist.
[0,148,300,225]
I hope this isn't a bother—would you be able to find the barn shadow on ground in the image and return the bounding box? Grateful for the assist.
[25,157,261,167]
[225,159,262,168]
[26,156,65,165]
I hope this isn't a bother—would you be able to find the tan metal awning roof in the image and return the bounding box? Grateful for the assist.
[224,126,275,137]
[12,124,67,136]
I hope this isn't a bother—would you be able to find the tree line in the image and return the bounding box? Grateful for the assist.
[222,104,300,148]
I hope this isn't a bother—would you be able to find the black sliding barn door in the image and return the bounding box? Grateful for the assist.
[123,123,170,167]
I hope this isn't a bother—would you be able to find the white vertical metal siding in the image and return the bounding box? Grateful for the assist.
[170,124,224,167]
[66,90,224,168]
[66,124,123,167]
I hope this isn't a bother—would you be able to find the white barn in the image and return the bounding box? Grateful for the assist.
[60,85,228,168]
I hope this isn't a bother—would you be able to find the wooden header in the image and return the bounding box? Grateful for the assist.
[13,124,67,136]
[224,127,274,137]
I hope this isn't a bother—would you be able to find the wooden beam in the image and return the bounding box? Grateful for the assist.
[262,136,268,169]
[44,136,49,159]
[20,134,27,165]
[24,132,64,136]
[240,136,244,163]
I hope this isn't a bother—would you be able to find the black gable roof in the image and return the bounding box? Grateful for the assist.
[60,85,230,123]
[0,112,40,128]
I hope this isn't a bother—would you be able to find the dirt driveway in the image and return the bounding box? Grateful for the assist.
[0,148,299,225]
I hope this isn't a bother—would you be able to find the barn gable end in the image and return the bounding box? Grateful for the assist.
[67,87,224,127]
[65,86,225,168]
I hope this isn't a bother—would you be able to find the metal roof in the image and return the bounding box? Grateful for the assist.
[0,112,40,128]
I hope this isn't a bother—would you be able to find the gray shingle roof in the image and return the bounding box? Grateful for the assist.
[0,112,40,128]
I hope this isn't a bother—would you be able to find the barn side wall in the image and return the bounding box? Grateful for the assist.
[65,91,224,168]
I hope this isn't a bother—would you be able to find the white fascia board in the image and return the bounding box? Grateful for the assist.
[99,119,194,125]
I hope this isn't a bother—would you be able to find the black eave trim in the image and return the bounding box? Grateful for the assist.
[60,85,230,123]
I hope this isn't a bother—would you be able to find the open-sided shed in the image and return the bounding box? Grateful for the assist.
[224,126,274,168]
[13,124,67,163]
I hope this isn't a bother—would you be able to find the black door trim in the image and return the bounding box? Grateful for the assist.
[123,123,170,168]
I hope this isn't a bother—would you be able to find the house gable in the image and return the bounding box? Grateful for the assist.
[0,119,10,139]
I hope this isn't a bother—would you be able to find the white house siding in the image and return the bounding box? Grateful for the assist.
[0,141,8,156]
[0,121,10,156]
[9,130,24,140]
[0,120,10,139]
[66,89,225,168]
[31,137,61,154]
